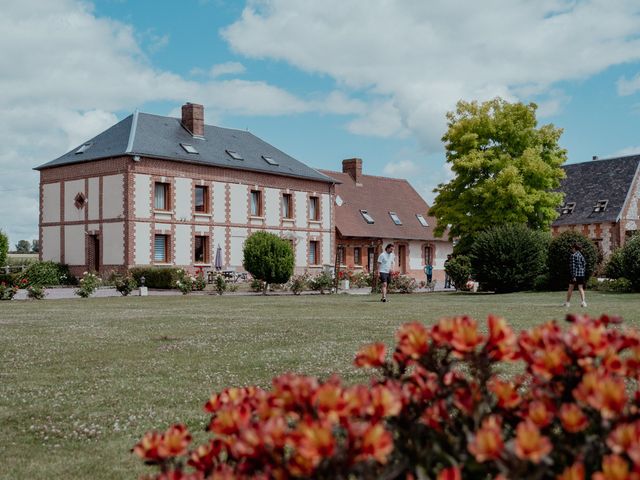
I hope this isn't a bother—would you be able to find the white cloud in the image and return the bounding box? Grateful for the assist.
[210,61,246,77]
[223,0,640,147]
[0,0,361,243]
[383,160,420,177]
[612,145,640,157]
[617,74,640,96]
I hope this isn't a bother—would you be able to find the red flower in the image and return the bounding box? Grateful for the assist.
[437,466,462,480]
[450,316,483,354]
[291,419,336,470]
[133,431,164,462]
[158,424,192,458]
[526,400,554,428]
[514,420,552,463]
[486,315,519,361]
[351,421,394,464]
[557,462,585,480]
[559,403,589,433]
[592,454,636,480]
[468,415,503,463]
[489,378,521,410]
[395,322,429,362]
[354,342,386,368]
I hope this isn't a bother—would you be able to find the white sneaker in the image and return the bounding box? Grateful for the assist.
[563,302,570,308]
[581,301,587,308]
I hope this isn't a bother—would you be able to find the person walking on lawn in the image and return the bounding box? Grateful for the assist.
[565,243,587,308]
[378,244,395,303]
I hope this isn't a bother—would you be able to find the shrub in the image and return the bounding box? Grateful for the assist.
[309,271,333,294]
[114,276,137,296]
[0,273,17,285]
[470,224,548,293]
[227,284,239,293]
[0,282,18,300]
[288,273,309,295]
[622,235,640,291]
[75,272,100,298]
[19,261,75,286]
[193,273,206,291]
[547,231,598,290]
[26,284,46,300]
[533,273,550,291]
[605,248,625,279]
[214,274,227,295]
[129,267,181,289]
[136,313,640,479]
[391,273,417,293]
[243,231,294,294]
[445,255,472,290]
[594,277,634,293]
[0,229,8,267]
[175,272,195,295]
[350,271,371,288]
[250,278,264,292]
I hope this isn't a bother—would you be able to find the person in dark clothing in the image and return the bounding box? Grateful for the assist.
[564,243,587,308]
[444,254,452,288]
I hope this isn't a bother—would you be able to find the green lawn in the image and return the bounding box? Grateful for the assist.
[1,291,639,479]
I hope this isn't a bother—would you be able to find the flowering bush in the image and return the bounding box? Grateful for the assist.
[175,277,195,295]
[350,271,372,288]
[114,276,137,296]
[136,313,640,479]
[26,284,46,300]
[75,272,100,298]
[309,271,333,294]
[0,281,18,300]
[287,273,310,295]
[214,275,227,295]
[194,273,207,291]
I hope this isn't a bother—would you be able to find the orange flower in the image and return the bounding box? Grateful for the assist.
[437,466,462,480]
[557,462,585,480]
[559,403,589,433]
[352,422,394,464]
[468,415,503,463]
[158,424,192,458]
[367,383,403,419]
[527,400,553,428]
[576,372,627,419]
[395,322,429,361]
[488,378,521,409]
[450,316,483,354]
[208,403,252,435]
[431,317,455,345]
[530,345,570,380]
[313,381,345,423]
[292,420,335,469]
[354,342,387,368]
[133,431,164,462]
[188,439,227,474]
[514,420,552,463]
[486,315,518,361]
[607,422,640,466]
[592,455,634,480]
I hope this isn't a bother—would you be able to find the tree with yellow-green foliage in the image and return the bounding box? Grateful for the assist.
[430,98,566,248]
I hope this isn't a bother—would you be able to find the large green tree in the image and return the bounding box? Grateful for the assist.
[430,98,566,242]
[0,230,8,267]
[243,231,294,295]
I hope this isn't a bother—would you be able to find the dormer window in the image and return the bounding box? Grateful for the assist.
[180,143,198,154]
[416,214,429,227]
[593,200,608,213]
[360,210,374,224]
[226,150,243,160]
[561,202,576,215]
[262,155,279,166]
[75,143,92,154]
[389,212,402,225]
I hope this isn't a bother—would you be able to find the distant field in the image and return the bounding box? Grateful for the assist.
[1,291,639,479]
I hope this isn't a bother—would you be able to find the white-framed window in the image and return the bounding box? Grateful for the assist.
[360,210,374,224]
[389,212,402,225]
[416,214,429,227]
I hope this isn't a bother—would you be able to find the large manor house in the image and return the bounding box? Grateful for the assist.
[36,102,640,281]
[36,103,452,281]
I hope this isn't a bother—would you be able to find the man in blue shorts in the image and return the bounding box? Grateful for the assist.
[378,244,395,303]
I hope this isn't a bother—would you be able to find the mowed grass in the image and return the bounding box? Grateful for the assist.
[1,291,640,479]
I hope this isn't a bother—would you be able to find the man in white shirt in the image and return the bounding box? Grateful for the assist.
[377,243,395,302]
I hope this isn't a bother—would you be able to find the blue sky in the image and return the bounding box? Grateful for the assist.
[2,0,640,245]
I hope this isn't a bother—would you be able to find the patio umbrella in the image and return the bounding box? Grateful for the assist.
[214,244,223,271]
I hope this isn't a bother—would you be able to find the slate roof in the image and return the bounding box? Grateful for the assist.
[553,155,640,226]
[36,112,335,184]
[319,170,437,241]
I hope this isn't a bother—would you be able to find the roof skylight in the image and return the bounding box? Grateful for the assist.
[593,200,608,213]
[262,155,279,166]
[416,214,429,227]
[226,150,244,160]
[180,143,198,154]
[389,212,402,225]
[75,143,92,154]
[360,210,375,224]
[561,202,576,215]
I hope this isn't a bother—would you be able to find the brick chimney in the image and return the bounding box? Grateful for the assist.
[342,158,363,185]
[181,102,204,137]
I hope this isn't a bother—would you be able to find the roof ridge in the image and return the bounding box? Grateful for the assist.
[320,169,411,183]
[564,154,640,167]
[125,110,139,154]
[137,111,250,135]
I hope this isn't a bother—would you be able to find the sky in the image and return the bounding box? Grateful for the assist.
[2,0,640,246]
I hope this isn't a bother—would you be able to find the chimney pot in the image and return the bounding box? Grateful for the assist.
[181,102,204,137]
[592,155,598,160]
[342,158,363,184]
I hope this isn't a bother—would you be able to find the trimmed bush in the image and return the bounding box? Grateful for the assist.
[309,271,333,294]
[547,231,598,290]
[129,267,182,289]
[19,261,75,286]
[445,255,472,290]
[114,276,137,296]
[605,248,625,279]
[593,277,634,293]
[470,224,548,293]
[243,231,294,294]
[622,235,640,291]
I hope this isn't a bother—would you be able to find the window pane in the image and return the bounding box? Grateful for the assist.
[354,247,361,265]
[194,236,206,263]
[282,194,291,218]
[251,191,260,216]
[195,186,206,212]
[310,197,319,220]
[154,235,166,262]
[309,241,317,264]
[154,183,167,210]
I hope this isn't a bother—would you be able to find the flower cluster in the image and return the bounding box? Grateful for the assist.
[75,272,100,298]
[0,281,18,300]
[136,313,640,479]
